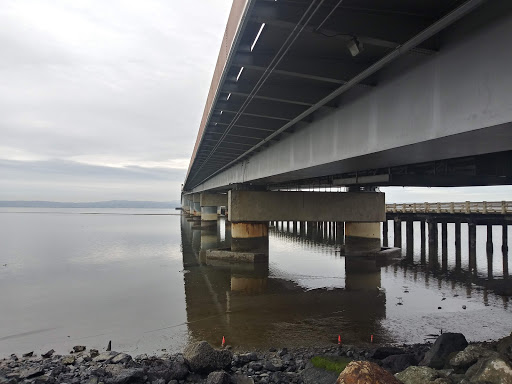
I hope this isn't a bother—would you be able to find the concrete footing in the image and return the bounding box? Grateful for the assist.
[206,248,268,263]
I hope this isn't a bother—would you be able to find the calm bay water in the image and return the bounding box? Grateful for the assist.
[0,208,510,357]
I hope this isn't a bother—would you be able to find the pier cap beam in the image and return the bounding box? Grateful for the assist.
[228,191,385,222]
[200,193,228,207]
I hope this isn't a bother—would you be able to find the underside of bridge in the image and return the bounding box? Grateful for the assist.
[184,0,512,193]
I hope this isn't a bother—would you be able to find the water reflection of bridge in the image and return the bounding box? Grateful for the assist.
[180,215,391,348]
[271,221,511,308]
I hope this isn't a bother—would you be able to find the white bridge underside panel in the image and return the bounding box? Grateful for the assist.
[192,7,512,193]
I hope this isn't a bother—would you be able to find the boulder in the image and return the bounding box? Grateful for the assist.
[497,335,512,360]
[465,356,512,384]
[110,353,132,364]
[369,347,405,360]
[41,350,55,359]
[106,368,144,384]
[381,354,417,373]
[420,333,468,369]
[449,345,498,371]
[93,352,118,363]
[61,355,76,365]
[146,355,189,381]
[301,366,339,384]
[395,366,439,384]
[73,346,86,353]
[183,341,232,373]
[335,361,401,384]
[206,371,231,384]
[19,367,45,380]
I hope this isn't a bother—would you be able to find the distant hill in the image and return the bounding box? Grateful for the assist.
[0,200,180,209]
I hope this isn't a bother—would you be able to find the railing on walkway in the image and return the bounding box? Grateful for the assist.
[386,201,512,215]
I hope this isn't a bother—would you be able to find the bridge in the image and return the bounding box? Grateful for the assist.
[182,0,512,257]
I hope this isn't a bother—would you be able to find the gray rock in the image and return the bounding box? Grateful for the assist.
[370,347,405,360]
[42,350,55,359]
[300,367,338,384]
[465,356,512,383]
[449,345,498,371]
[497,335,512,360]
[73,346,86,353]
[62,356,76,365]
[238,353,259,364]
[420,333,468,369]
[110,354,132,364]
[264,358,283,372]
[248,361,263,371]
[183,341,232,373]
[106,368,144,384]
[205,371,230,384]
[94,352,118,363]
[381,354,417,373]
[19,366,45,379]
[395,366,439,384]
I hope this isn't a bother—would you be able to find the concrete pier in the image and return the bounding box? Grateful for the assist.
[345,222,381,254]
[192,194,201,217]
[468,223,477,272]
[231,222,269,253]
[200,193,228,227]
[394,219,402,248]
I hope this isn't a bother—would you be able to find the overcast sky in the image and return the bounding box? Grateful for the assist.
[0,0,232,202]
[1,1,510,203]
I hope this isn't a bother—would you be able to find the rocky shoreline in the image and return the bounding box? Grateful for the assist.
[1,333,511,384]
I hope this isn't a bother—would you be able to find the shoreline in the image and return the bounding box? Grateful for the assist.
[1,332,511,384]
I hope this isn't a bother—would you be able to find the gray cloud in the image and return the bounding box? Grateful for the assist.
[0,0,231,201]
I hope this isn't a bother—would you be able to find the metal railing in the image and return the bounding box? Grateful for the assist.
[386,201,512,214]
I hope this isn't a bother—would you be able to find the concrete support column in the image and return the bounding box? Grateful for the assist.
[468,223,477,273]
[420,220,426,263]
[192,194,201,217]
[487,224,493,280]
[231,222,269,253]
[336,222,344,244]
[441,222,448,271]
[345,222,381,254]
[394,219,402,248]
[201,206,217,227]
[455,222,462,269]
[428,220,438,267]
[503,225,509,278]
[382,220,388,247]
[406,220,414,258]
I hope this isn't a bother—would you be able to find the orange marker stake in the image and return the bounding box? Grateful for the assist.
[222,336,226,347]
[338,335,341,345]
[370,334,374,343]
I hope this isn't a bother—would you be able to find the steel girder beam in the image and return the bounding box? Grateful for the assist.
[251,1,437,50]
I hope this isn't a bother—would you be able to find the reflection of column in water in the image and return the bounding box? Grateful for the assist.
[406,221,413,259]
[200,226,218,264]
[345,257,381,291]
[230,263,269,295]
[455,222,462,270]
[441,222,448,272]
[503,225,509,278]
[486,225,493,280]
[468,223,477,274]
